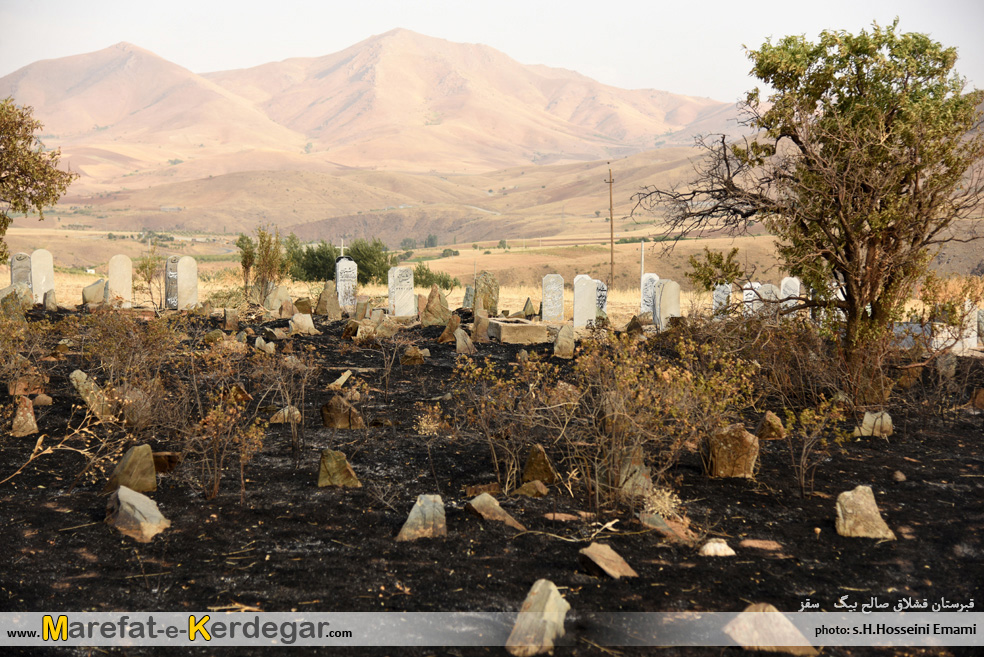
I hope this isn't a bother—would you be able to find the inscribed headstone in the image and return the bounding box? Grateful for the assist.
[780,276,801,309]
[573,277,597,328]
[10,253,31,291]
[387,266,415,316]
[541,274,564,322]
[712,283,732,315]
[573,274,591,287]
[30,249,54,304]
[176,256,198,310]
[164,256,180,309]
[742,282,760,316]
[758,283,779,314]
[335,257,357,308]
[594,279,608,314]
[640,273,659,315]
[654,280,681,331]
[106,254,133,308]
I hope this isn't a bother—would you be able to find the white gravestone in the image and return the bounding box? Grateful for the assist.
[106,254,133,309]
[712,283,732,315]
[573,277,597,328]
[780,276,801,310]
[573,274,591,287]
[176,256,198,310]
[164,256,180,309]
[758,283,780,314]
[640,273,659,315]
[593,280,608,315]
[654,280,681,331]
[742,282,762,316]
[336,257,357,308]
[30,249,54,304]
[10,253,32,292]
[388,266,415,316]
[541,274,564,322]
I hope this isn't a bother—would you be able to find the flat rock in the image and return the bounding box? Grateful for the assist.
[396,494,446,541]
[698,538,736,557]
[82,279,106,305]
[512,480,549,498]
[401,346,426,365]
[454,328,477,355]
[289,313,320,336]
[465,493,525,531]
[853,411,893,438]
[11,395,38,437]
[375,319,402,339]
[522,444,558,485]
[321,396,365,429]
[756,411,785,441]
[505,579,570,657]
[270,406,301,424]
[578,542,638,579]
[835,485,896,540]
[33,393,53,406]
[104,444,157,493]
[723,603,818,655]
[707,423,759,478]
[105,486,171,543]
[638,511,698,545]
[317,449,362,488]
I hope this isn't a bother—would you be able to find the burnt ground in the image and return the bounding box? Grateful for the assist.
[2,308,983,657]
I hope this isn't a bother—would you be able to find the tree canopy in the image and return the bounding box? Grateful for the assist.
[0,97,77,260]
[634,21,984,356]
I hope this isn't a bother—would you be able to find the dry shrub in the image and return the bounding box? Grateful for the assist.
[249,343,320,457]
[454,331,756,508]
[181,399,265,501]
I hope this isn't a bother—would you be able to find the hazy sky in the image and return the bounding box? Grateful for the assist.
[2,0,982,101]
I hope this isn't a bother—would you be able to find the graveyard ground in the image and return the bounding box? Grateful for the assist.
[1,306,983,657]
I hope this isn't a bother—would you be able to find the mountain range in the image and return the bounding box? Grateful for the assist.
[1,29,740,240]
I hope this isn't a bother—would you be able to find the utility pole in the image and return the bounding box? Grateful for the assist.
[606,164,614,287]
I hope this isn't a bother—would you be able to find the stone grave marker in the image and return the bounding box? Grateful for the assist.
[742,282,762,315]
[462,285,474,309]
[594,279,608,314]
[335,256,357,308]
[176,256,198,310]
[106,254,133,308]
[541,274,564,322]
[573,277,597,328]
[30,249,54,304]
[654,280,681,331]
[758,283,779,314]
[474,271,499,317]
[164,256,180,309]
[387,266,415,316]
[780,276,801,309]
[640,273,659,314]
[712,283,732,315]
[10,253,31,292]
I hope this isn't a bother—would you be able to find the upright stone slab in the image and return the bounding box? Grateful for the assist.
[164,256,180,309]
[30,249,54,304]
[316,281,342,319]
[742,282,763,315]
[541,274,564,322]
[654,280,681,331]
[106,254,133,308]
[712,283,732,315]
[474,271,499,317]
[462,285,474,310]
[640,273,659,315]
[10,253,32,292]
[335,256,357,308]
[757,283,780,314]
[573,274,591,287]
[388,266,415,316]
[573,277,597,328]
[780,276,801,309]
[594,280,608,314]
[176,256,198,310]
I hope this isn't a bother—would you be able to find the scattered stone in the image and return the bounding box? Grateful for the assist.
[277,299,298,319]
[263,286,291,311]
[222,308,239,332]
[117,384,152,428]
[545,513,580,522]
[317,449,362,488]
[512,480,549,498]
[355,322,376,342]
[289,313,320,336]
[971,388,984,410]
[315,281,343,319]
[522,297,537,319]
[522,444,558,485]
[69,370,115,421]
[321,395,365,429]
[553,324,574,359]
[578,542,638,579]
[614,446,653,498]
[465,493,526,531]
[105,486,171,543]
[706,424,759,478]
[516,349,529,362]
[852,411,893,438]
[104,444,156,493]
[401,346,427,366]
[11,396,38,437]
[464,482,501,497]
[756,411,785,441]
[637,511,698,544]
[835,485,896,540]
[203,329,225,345]
[472,311,490,343]
[896,366,923,390]
[369,308,384,325]
[152,452,182,473]
[454,328,477,355]
[624,315,645,336]
[294,297,313,314]
[355,300,368,321]
[82,279,106,305]
[33,393,52,406]
[437,315,461,343]
[7,365,47,396]
[892,470,906,483]
[723,603,818,656]
[270,406,301,424]
[698,538,736,557]
[254,337,275,355]
[263,327,288,341]
[420,286,452,327]
[738,539,786,554]
[43,289,58,312]
[341,320,360,340]
[328,370,352,390]
[375,320,402,339]
[505,579,570,657]
[235,330,248,343]
[396,494,446,541]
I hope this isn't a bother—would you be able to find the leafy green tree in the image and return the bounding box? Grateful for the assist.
[0,98,77,260]
[413,262,459,291]
[424,234,438,248]
[634,21,984,362]
[235,233,256,293]
[347,237,399,284]
[400,237,417,250]
[686,247,745,291]
[292,240,339,281]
